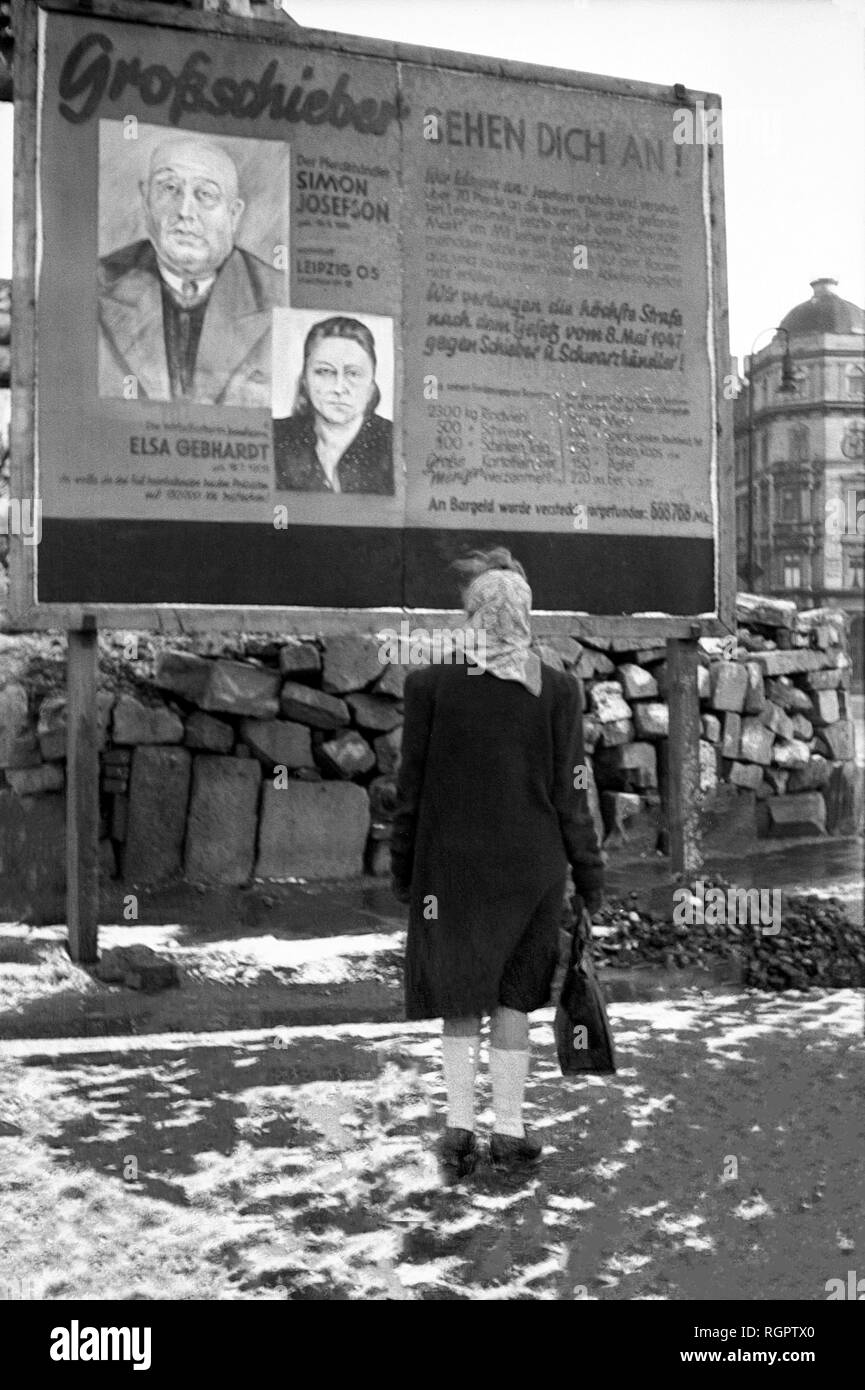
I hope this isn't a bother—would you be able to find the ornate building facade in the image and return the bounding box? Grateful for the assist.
[734,278,865,687]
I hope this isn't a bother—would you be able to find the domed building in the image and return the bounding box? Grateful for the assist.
[779,278,865,338]
[733,278,865,688]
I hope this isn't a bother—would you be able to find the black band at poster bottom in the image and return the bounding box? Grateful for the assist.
[37,520,716,614]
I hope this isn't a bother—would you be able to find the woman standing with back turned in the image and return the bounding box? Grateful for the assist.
[390,548,605,1174]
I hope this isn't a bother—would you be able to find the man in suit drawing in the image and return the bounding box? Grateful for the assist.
[98,136,285,406]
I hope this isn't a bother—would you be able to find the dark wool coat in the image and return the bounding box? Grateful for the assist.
[272,412,394,494]
[391,660,605,1020]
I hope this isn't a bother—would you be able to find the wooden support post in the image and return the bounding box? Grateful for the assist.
[666,635,702,879]
[67,617,100,963]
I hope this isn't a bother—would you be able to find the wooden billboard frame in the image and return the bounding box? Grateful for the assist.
[10,0,736,644]
[5,0,727,958]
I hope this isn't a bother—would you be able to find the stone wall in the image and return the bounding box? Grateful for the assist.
[578,595,860,851]
[0,595,861,917]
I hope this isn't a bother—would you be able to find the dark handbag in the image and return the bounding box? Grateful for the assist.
[554,901,617,1076]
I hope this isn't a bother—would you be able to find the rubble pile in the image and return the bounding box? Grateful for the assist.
[586,886,864,991]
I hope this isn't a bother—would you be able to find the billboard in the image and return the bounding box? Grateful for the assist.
[10,0,733,633]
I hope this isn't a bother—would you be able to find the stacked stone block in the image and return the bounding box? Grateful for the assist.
[544,598,861,849]
[0,599,860,896]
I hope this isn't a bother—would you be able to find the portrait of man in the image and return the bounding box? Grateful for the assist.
[272,309,395,495]
[98,130,288,406]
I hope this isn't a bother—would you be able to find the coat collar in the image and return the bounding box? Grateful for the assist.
[99,240,272,402]
[289,412,385,491]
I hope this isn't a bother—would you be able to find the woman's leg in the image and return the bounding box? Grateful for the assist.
[490,1006,529,1050]
[441,1015,481,1131]
[489,1006,530,1138]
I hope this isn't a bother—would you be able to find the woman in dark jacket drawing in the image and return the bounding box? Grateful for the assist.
[390,548,605,1173]
[273,315,393,494]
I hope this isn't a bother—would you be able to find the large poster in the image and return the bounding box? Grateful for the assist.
[401,69,714,539]
[32,6,722,614]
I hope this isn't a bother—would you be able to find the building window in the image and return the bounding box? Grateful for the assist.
[779,487,800,522]
[789,425,809,462]
[760,433,769,469]
[782,554,802,588]
[845,364,865,400]
[845,549,865,590]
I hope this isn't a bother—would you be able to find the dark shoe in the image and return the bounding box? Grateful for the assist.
[490,1129,543,1166]
[438,1127,478,1176]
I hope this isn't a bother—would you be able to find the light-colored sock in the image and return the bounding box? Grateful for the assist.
[490,1047,529,1138]
[441,1034,480,1131]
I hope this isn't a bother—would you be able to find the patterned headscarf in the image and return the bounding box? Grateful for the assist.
[462,567,542,697]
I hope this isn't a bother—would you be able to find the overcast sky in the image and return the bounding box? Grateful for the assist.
[1,0,862,362]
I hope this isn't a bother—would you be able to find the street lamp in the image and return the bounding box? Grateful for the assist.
[745,326,798,591]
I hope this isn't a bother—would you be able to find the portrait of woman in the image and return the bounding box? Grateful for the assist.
[272,315,394,494]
